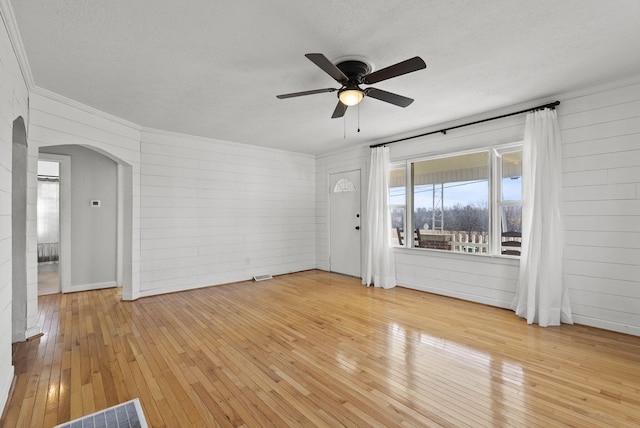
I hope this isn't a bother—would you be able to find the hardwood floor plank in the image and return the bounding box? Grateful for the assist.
[5,270,640,427]
[57,367,71,423]
[191,381,235,428]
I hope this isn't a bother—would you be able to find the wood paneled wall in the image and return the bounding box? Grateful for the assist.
[139,129,316,297]
[561,80,640,334]
[0,3,29,412]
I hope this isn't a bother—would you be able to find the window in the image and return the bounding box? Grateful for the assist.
[390,144,522,256]
[495,149,523,256]
[333,178,356,193]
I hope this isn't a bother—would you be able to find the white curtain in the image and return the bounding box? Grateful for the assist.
[37,179,60,263]
[512,109,573,326]
[362,146,396,289]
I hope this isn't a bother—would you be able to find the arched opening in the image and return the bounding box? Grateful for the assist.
[12,117,28,343]
[37,145,133,299]
[36,153,69,295]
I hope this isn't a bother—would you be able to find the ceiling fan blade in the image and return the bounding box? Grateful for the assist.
[331,101,348,118]
[363,56,426,84]
[305,53,349,84]
[276,88,337,99]
[365,87,414,107]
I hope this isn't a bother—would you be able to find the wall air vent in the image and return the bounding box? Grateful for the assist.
[253,274,273,281]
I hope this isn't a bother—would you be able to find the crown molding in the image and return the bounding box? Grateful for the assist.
[0,0,34,89]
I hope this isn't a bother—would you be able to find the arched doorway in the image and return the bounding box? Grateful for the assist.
[36,144,134,298]
[12,117,28,343]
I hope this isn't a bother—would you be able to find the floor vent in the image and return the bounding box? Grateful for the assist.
[253,274,273,281]
[54,398,148,428]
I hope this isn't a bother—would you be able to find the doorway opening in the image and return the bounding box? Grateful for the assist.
[12,117,28,343]
[37,160,61,295]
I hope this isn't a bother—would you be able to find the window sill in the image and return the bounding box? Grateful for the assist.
[392,246,520,264]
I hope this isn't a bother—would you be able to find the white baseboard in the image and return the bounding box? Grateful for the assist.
[571,315,640,337]
[68,281,117,293]
[121,288,140,301]
[26,326,42,339]
[398,281,513,310]
[0,365,15,422]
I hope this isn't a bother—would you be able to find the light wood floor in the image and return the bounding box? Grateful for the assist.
[3,270,640,427]
[38,262,60,296]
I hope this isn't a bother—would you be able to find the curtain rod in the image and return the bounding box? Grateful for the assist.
[370,100,560,148]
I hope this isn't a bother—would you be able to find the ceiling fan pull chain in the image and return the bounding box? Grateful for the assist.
[343,114,346,139]
[357,103,361,133]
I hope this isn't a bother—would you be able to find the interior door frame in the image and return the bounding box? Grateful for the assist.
[38,153,71,293]
[327,168,363,277]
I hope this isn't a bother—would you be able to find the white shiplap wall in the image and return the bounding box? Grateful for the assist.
[139,129,316,296]
[560,79,640,335]
[0,2,29,413]
[316,76,640,336]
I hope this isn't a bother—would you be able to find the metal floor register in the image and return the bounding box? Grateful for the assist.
[54,398,148,428]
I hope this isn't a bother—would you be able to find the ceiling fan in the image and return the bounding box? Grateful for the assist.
[276,53,426,118]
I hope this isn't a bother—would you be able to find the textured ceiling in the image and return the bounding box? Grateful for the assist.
[10,0,640,155]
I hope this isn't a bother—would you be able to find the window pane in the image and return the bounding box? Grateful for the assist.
[501,206,522,233]
[412,152,489,253]
[38,160,59,177]
[501,206,522,256]
[391,207,405,246]
[389,167,405,205]
[502,151,522,201]
[389,166,406,246]
[333,177,356,193]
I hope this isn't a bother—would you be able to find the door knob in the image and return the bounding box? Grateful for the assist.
[355,226,360,230]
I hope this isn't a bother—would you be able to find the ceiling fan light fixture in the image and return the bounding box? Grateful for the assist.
[276,53,426,118]
[338,89,364,106]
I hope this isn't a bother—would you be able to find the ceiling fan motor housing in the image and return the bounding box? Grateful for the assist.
[336,60,371,106]
[336,60,372,84]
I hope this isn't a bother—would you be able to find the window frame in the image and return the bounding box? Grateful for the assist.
[390,142,523,257]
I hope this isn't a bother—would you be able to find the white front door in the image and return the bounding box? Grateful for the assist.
[329,170,361,277]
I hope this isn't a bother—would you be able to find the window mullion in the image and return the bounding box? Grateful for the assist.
[491,150,500,256]
[406,160,413,248]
